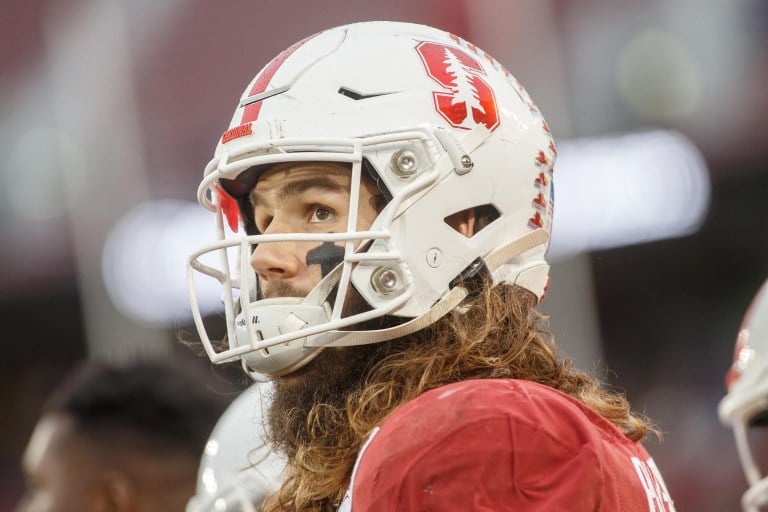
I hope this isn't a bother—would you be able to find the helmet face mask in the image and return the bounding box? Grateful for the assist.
[720,279,768,512]
[187,21,556,379]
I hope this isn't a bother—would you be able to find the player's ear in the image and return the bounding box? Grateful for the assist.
[444,208,476,237]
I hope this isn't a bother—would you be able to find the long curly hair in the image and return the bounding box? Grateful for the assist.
[262,283,654,512]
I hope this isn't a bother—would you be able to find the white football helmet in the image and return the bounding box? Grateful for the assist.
[186,383,285,512]
[719,278,768,512]
[187,21,556,378]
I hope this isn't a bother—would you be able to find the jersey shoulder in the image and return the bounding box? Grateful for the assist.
[382,378,632,449]
[348,379,674,512]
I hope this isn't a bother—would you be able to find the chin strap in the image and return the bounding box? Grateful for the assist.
[314,228,549,347]
[485,229,548,273]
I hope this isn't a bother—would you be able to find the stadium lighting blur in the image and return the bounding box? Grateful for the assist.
[102,200,225,326]
[103,130,710,325]
[549,129,710,259]
[618,30,701,121]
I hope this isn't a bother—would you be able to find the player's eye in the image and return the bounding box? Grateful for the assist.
[309,206,334,223]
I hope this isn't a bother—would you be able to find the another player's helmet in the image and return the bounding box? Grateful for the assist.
[719,279,768,512]
[187,21,556,378]
[186,383,284,512]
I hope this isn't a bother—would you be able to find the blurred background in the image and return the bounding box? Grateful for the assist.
[1,0,766,509]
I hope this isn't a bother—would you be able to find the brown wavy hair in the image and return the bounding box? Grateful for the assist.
[262,283,654,512]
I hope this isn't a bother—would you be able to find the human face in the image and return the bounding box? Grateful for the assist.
[15,414,98,512]
[249,162,381,299]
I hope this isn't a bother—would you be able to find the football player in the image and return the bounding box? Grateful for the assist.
[720,278,768,512]
[15,358,230,512]
[188,21,676,511]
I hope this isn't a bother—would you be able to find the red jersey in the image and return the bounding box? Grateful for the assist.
[339,379,675,511]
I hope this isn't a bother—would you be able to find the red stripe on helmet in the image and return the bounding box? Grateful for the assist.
[241,34,318,124]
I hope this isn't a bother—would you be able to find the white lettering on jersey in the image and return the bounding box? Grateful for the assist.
[338,427,380,512]
[631,456,676,511]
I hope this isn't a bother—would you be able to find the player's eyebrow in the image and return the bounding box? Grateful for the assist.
[250,176,349,209]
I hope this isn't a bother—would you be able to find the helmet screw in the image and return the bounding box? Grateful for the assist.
[378,269,398,290]
[393,150,418,177]
[457,154,473,174]
[426,248,443,268]
[371,266,401,295]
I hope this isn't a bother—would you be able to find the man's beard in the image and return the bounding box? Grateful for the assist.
[260,280,307,300]
[262,278,383,459]
[267,343,379,459]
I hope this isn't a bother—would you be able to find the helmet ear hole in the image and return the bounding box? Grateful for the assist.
[444,204,500,237]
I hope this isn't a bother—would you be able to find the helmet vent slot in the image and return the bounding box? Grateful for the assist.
[444,204,500,238]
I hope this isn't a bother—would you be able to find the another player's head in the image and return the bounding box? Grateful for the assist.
[186,382,285,512]
[720,278,768,512]
[188,20,555,379]
[15,358,231,512]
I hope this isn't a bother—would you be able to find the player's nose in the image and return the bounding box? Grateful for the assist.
[250,225,301,282]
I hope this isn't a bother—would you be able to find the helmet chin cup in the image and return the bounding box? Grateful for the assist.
[235,298,332,378]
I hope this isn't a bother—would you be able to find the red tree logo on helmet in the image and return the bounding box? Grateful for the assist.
[415,41,499,131]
